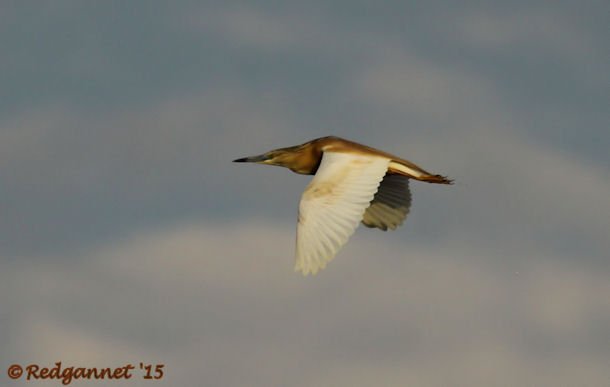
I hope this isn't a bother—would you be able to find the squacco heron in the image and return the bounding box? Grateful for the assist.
[234,136,452,275]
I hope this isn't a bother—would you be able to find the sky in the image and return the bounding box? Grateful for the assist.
[1,1,609,386]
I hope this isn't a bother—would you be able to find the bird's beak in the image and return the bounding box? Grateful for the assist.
[233,153,269,163]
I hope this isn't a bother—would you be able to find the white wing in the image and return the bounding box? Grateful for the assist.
[295,151,390,275]
[362,174,411,231]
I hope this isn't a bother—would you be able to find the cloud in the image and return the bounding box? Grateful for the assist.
[0,86,302,255]
[2,220,609,386]
[353,50,500,127]
[454,8,597,59]
[445,6,608,88]
[188,7,304,51]
[0,87,297,189]
[184,4,402,60]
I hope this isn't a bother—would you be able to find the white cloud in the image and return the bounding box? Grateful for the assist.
[3,220,609,386]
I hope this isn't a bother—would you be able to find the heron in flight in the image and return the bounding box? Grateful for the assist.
[234,136,452,275]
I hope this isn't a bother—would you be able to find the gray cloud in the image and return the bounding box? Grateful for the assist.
[0,87,302,255]
[454,8,599,59]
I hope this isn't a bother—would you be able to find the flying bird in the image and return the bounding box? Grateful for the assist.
[234,136,452,275]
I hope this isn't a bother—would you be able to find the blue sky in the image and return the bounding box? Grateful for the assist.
[1,2,609,386]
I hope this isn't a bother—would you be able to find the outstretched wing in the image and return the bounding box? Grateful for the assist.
[362,174,411,231]
[295,151,389,275]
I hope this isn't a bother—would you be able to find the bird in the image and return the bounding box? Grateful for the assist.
[233,136,452,275]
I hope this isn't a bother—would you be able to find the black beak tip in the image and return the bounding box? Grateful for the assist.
[233,157,248,163]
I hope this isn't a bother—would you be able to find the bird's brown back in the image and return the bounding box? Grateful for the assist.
[306,136,452,184]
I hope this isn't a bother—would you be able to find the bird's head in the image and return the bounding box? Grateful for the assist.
[233,144,318,174]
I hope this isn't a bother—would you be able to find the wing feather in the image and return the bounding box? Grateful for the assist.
[362,174,411,231]
[295,152,390,275]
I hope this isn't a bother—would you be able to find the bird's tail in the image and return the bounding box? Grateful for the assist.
[419,174,453,184]
[388,161,453,184]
